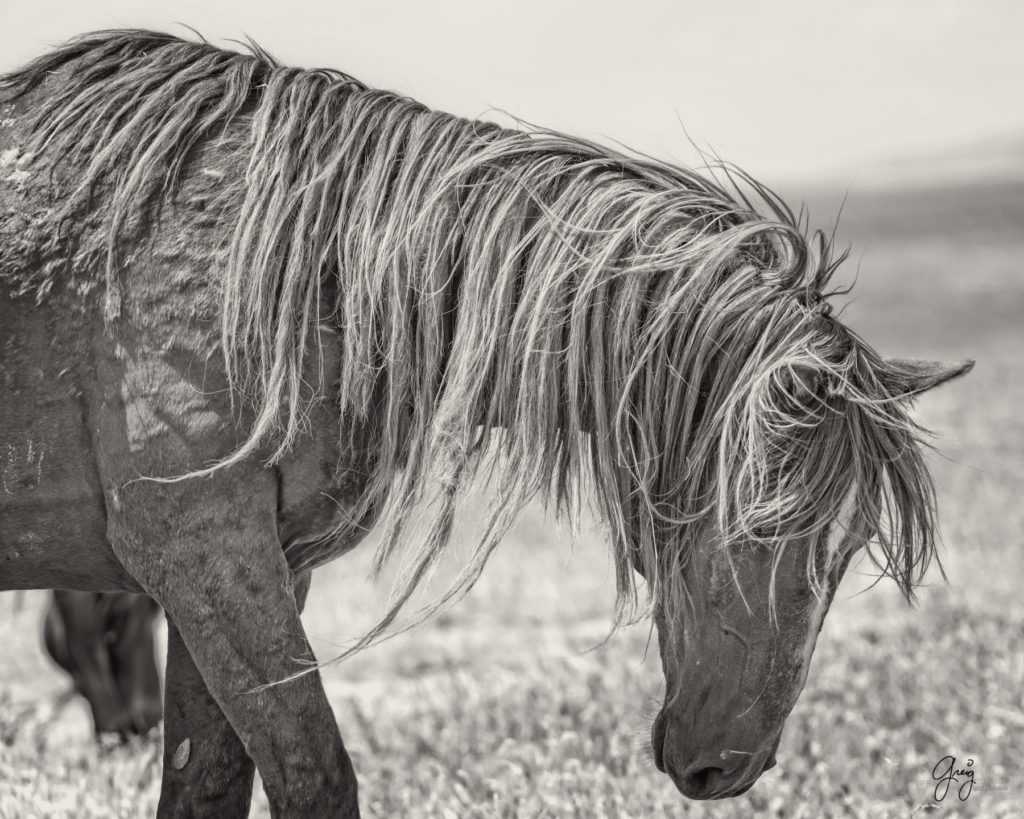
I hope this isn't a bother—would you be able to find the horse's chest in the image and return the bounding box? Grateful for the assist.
[276,446,381,572]
[275,332,383,572]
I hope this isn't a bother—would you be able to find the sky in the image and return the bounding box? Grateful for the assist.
[2,0,1022,189]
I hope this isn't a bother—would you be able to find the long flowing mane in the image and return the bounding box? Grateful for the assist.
[1,30,939,647]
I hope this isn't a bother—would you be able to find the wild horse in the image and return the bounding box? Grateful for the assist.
[0,30,970,816]
[43,589,162,737]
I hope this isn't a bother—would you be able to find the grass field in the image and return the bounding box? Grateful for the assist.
[1,178,1022,818]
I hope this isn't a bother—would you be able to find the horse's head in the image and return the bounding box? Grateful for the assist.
[646,355,971,799]
[649,498,856,798]
[44,590,162,737]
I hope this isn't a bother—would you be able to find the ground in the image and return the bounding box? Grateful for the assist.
[1,178,1021,818]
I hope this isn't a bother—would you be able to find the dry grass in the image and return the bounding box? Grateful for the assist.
[2,178,1022,818]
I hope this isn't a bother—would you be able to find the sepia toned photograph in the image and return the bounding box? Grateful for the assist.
[0,2,1019,816]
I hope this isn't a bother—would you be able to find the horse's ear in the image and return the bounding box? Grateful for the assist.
[881,358,974,398]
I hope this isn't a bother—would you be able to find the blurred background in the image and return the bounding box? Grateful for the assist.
[1,1,1021,816]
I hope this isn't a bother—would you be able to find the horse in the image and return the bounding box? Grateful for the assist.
[0,29,971,816]
[43,589,162,736]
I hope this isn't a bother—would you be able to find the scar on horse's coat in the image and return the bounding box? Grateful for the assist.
[172,738,190,770]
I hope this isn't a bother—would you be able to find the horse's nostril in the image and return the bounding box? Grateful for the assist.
[681,765,727,798]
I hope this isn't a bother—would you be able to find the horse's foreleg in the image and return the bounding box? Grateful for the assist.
[158,618,255,818]
[169,573,356,819]
[157,573,314,818]
[109,470,358,819]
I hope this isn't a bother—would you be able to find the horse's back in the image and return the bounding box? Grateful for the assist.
[0,88,133,589]
[1,75,377,590]
[0,79,236,591]
[0,286,134,589]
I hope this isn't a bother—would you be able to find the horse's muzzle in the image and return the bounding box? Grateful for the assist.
[651,710,779,800]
